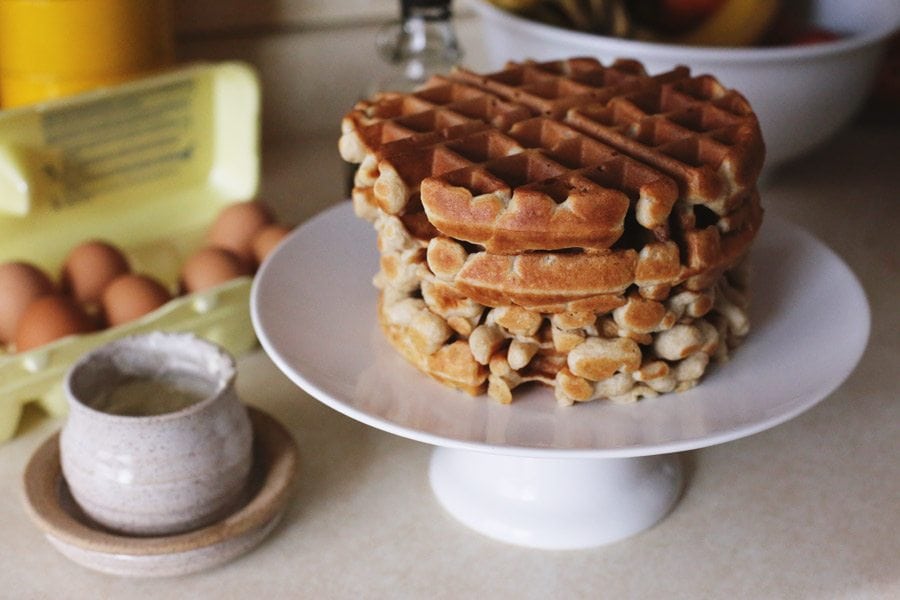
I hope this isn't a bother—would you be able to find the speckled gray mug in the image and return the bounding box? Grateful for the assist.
[60,332,253,536]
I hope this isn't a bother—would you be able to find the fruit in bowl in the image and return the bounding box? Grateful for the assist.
[485,0,788,46]
[484,0,860,48]
[470,0,900,169]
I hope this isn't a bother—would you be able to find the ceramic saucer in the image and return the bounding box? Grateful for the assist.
[22,406,298,577]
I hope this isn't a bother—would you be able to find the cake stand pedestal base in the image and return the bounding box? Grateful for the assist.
[429,447,683,549]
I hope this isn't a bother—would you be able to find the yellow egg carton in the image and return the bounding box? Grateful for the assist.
[0,62,261,442]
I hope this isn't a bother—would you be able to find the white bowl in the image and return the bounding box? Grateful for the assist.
[468,0,900,169]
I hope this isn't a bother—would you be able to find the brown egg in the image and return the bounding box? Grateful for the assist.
[62,240,130,304]
[252,224,292,264]
[101,274,172,326]
[15,295,97,352]
[207,201,272,263]
[0,261,56,344]
[180,247,252,293]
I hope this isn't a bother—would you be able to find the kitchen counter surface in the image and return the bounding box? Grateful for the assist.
[0,107,898,598]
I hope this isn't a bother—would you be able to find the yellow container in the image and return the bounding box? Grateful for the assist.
[0,0,175,107]
[0,62,261,441]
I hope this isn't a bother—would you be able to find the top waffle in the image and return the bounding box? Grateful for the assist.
[340,57,764,309]
[340,58,764,235]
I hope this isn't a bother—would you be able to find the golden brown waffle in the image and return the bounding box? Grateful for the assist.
[424,192,761,310]
[342,57,762,250]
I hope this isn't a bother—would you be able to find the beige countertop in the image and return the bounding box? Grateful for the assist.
[0,111,898,598]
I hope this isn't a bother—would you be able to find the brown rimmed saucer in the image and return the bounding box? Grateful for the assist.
[22,406,299,577]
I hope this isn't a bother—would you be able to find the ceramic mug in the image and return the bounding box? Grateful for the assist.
[60,332,253,536]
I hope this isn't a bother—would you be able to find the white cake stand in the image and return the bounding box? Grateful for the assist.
[251,202,869,550]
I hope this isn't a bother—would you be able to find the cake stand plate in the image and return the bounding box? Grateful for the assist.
[251,202,869,549]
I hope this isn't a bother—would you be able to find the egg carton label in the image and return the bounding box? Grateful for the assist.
[39,79,197,212]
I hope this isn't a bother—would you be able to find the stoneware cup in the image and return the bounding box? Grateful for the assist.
[60,332,253,536]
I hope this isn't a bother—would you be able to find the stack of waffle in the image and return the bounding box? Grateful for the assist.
[339,57,764,405]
